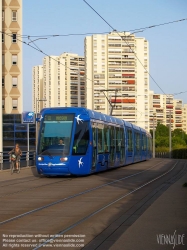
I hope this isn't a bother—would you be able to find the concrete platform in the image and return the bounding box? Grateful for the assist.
[109,172,187,250]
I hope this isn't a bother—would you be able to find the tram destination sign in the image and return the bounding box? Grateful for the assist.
[22,111,35,124]
[44,114,74,121]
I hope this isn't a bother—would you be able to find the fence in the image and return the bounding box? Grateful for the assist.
[155,152,170,158]
[0,151,36,171]
[155,149,187,159]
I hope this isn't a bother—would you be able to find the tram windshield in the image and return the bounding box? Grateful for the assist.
[38,114,74,156]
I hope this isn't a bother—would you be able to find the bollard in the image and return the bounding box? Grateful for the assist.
[26,151,30,167]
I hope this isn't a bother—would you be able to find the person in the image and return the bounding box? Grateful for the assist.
[8,143,22,171]
[58,139,64,145]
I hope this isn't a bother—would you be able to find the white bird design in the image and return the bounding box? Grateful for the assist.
[78,157,84,168]
[39,115,43,121]
[75,114,84,124]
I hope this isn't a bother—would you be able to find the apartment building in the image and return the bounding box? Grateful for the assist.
[32,65,43,113]
[182,104,187,133]
[1,0,22,152]
[32,53,85,112]
[2,0,22,114]
[85,31,149,131]
[149,92,183,131]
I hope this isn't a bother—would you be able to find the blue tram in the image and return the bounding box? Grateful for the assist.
[36,107,152,176]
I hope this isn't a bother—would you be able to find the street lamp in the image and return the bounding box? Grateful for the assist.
[35,98,47,155]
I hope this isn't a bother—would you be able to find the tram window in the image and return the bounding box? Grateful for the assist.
[98,126,103,153]
[136,133,140,151]
[120,128,125,147]
[110,126,115,148]
[143,134,146,150]
[116,127,121,152]
[104,125,110,152]
[91,123,97,147]
[127,129,133,151]
[72,121,89,155]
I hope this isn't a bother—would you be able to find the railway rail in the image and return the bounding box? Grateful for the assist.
[0,159,186,250]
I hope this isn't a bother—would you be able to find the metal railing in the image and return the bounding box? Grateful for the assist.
[0,151,36,171]
[155,152,170,158]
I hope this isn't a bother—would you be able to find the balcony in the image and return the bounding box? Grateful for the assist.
[111,98,135,103]
[175,111,182,114]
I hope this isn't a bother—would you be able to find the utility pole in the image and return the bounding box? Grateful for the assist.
[169,108,172,158]
[96,89,118,116]
[35,99,47,154]
[168,95,172,158]
[153,113,155,158]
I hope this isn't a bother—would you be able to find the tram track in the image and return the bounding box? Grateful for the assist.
[0,159,171,225]
[32,160,185,250]
[0,159,165,198]
[0,177,73,198]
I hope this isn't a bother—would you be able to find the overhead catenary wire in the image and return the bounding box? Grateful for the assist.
[1,30,187,120]
[1,17,186,39]
[83,0,168,96]
[1,12,187,120]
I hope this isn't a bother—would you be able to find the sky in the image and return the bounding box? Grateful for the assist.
[23,0,187,111]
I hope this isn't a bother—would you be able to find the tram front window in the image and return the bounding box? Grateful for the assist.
[38,114,74,156]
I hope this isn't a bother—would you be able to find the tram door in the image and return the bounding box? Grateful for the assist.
[91,123,97,170]
[110,126,115,166]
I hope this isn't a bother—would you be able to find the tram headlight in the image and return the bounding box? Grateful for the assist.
[38,156,44,161]
[60,157,68,162]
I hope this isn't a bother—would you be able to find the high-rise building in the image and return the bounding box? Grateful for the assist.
[149,92,183,131]
[85,32,149,131]
[32,65,43,113]
[2,0,22,114]
[32,53,85,112]
[182,104,187,133]
[1,0,22,152]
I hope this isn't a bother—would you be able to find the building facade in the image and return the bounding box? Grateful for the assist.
[149,92,184,131]
[182,104,187,133]
[85,32,149,131]
[2,0,22,114]
[32,53,85,112]
[32,65,43,113]
[1,0,22,152]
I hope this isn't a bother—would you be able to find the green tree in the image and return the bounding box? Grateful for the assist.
[155,123,169,137]
[172,129,187,148]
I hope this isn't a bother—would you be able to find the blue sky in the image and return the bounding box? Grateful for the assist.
[23,0,187,110]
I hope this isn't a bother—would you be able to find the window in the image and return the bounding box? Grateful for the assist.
[72,121,89,155]
[12,11,17,21]
[12,33,17,43]
[2,54,5,65]
[2,77,5,87]
[2,33,4,43]
[12,77,18,87]
[127,129,133,151]
[12,55,18,65]
[2,10,4,21]
[12,99,18,109]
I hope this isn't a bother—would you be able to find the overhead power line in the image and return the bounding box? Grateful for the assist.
[1,10,187,119]
[83,0,168,96]
[2,17,186,39]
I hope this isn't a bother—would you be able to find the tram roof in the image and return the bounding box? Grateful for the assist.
[40,107,150,134]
